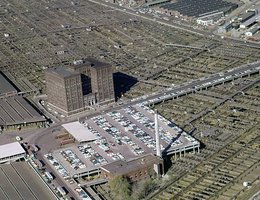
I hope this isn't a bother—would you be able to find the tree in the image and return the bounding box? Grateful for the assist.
[109,175,132,200]
[136,178,157,200]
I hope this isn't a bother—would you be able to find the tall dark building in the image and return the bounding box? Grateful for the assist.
[45,59,115,116]
[68,60,92,95]
[45,67,84,116]
[89,60,115,104]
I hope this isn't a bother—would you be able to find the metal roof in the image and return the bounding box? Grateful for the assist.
[240,13,260,27]
[0,142,25,160]
[62,121,98,142]
[160,0,237,17]
[0,96,45,126]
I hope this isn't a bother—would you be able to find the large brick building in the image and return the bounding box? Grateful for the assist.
[100,154,164,182]
[45,67,84,116]
[45,58,115,116]
[89,59,115,105]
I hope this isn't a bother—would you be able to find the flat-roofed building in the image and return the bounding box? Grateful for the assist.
[45,67,84,116]
[46,59,115,115]
[100,153,163,181]
[62,121,98,143]
[89,59,115,104]
[0,142,26,163]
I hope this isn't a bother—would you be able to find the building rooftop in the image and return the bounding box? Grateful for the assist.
[0,72,17,95]
[240,13,260,27]
[160,0,237,17]
[87,58,111,69]
[69,59,92,70]
[0,142,25,160]
[238,11,255,21]
[46,66,80,78]
[0,96,46,126]
[0,162,56,199]
[100,153,161,176]
[62,121,98,143]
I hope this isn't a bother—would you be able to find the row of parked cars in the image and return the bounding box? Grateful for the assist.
[78,144,107,166]
[45,154,69,178]
[126,106,173,144]
[108,110,157,152]
[93,115,144,155]
[60,149,86,170]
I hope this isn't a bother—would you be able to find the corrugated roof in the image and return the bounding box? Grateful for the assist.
[0,96,45,126]
[241,13,260,27]
[160,0,237,17]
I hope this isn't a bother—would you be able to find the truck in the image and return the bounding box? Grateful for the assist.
[44,171,53,180]
[57,186,67,196]
[30,144,39,152]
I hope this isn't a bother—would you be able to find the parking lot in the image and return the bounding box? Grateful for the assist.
[46,104,199,178]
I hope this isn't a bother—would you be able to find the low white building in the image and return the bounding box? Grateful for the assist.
[197,18,214,26]
[0,142,26,163]
[245,26,260,36]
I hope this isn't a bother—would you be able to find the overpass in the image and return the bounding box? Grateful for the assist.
[111,61,260,109]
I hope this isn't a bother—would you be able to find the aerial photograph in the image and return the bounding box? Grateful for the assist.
[0,0,259,199]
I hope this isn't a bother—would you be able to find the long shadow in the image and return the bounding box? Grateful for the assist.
[162,132,182,156]
[0,71,20,92]
[113,72,138,100]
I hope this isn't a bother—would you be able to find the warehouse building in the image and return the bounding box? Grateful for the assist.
[240,13,260,29]
[0,72,46,130]
[0,142,26,163]
[238,11,256,23]
[159,0,237,19]
[245,26,260,36]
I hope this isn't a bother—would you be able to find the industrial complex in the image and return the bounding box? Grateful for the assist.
[0,0,260,199]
